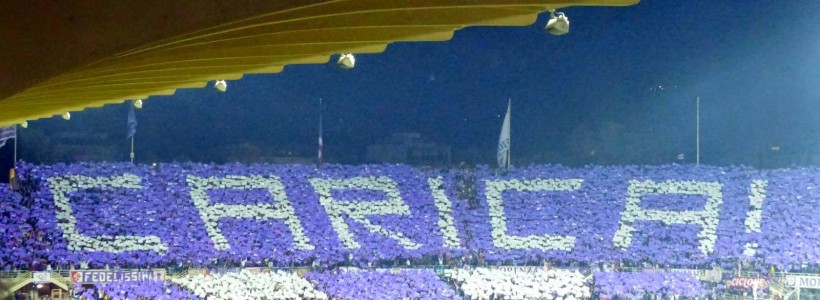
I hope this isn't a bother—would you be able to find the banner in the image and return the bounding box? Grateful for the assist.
[645,268,723,283]
[785,275,820,289]
[32,272,51,282]
[70,269,166,284]
[725,277,769,290]
[188,268,210,276]
[487,266,549,273]
[296,268,310,278]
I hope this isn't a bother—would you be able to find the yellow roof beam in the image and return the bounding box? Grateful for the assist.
[0,0,639,126]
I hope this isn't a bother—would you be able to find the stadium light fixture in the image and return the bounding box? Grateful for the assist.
[545,10,569,36]
[337,53,356,69]
[134,99,144,109]
[62,112,71,120]
[20,121,27,128]
[214,80,228,92]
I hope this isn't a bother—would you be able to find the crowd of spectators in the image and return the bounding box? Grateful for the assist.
[172,269,324,300]
[444,267,589,299]
[593,271,707,299]
[306,268,459,300]
[1,161,818,299]
[81,279,199,300]
[0,184,34,270]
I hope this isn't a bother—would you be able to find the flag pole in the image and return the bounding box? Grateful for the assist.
[13,127,17,164]
[696,96,700,166]
[507,98,511,169]
[127,100,137,164]
[130,136,135,164]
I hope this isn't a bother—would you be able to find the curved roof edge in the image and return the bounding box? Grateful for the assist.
[0,0,639,127]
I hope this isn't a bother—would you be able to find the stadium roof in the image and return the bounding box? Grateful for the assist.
[0,0,638,127]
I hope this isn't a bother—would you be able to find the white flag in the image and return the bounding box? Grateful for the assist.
[318,98,324,166]
[497,99,511,169]
[0,126,16,149]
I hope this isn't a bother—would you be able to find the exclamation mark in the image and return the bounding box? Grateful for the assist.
[744,180,768,256]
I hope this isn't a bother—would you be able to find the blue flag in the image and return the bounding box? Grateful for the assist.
[127,104,137,139]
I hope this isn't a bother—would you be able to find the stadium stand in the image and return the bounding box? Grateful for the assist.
[172,269,324,300]
[593,271,707,299]
[306,268,458,300]
[88,279,198,300]
[444,267,589,299]
[1,162,818,299]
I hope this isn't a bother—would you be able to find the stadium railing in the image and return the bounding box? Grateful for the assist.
[0,271,29,282]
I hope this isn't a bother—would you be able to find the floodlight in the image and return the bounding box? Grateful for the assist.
[545,11,569,35]
[214,80,228,92]
[20,121,28,128]
[337,53,356,69]
[62,112,71,120]
[134,99,144,109]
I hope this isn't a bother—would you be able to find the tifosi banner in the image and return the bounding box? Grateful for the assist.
[70,269,166,284]
[725,277,769,290]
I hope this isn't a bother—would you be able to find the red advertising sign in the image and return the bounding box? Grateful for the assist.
[725,277,769,290]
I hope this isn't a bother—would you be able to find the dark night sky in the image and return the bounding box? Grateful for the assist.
[2,0,819,169]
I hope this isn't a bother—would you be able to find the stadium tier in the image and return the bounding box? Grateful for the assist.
[2,162,819,299]
[173,268,323,299]
[306,268,458,300]
[444,267,589,299]
[78,279,198,300]
[73,268,594,300]
[2,162,818,270]
[593,271,707,299]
